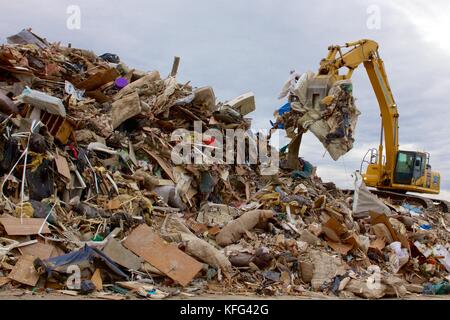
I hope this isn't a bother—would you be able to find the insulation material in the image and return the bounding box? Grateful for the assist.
[162,216,233,275]
[310,250,348,290]
[216,210,274,246]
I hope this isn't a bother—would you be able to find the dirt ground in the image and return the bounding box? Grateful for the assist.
[0,289,448,300]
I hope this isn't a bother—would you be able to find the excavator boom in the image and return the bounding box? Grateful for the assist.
[312,39,440,194]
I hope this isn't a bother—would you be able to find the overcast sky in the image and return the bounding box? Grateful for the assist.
[1,0,449,200]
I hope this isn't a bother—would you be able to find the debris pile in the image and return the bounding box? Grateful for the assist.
[0,29,448,300]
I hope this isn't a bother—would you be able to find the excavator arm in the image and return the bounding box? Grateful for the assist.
[316,39,399,184]
[311,39,440,194]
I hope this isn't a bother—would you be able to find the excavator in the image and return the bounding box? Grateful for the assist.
[306,39,447,210]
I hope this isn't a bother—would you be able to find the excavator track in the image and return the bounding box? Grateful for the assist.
[343,188,449,212]
[369,189,449,212]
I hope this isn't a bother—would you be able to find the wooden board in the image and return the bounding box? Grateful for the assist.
[76,68,120,91]
[8,254,40,286]
[18,242,54,260]
[111,92,141,129]
[123,224,202,286]
[91,268,103,291]
[102,238,142,270]
[0,217,50,235]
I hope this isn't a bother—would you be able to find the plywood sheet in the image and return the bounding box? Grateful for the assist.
[0,217,50,235]
[123,224,202,286]
[19,242,54,260]
[8,254,40,286]
[102,238,142,270]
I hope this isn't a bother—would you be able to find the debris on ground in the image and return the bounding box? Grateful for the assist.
[0,29,448,299]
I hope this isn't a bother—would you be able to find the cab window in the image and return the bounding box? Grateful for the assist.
[394,151,414,184]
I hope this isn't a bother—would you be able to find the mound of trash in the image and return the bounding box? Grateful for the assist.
[0,29,448,299]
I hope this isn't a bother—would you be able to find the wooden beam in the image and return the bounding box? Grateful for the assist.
[170,56,180,77]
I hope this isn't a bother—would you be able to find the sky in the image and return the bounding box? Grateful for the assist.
[1,0,449,200]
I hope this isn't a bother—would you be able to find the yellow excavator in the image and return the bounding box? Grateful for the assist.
[309,39,441,195]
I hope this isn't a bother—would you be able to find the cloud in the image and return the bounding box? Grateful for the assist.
[1,0,448,201]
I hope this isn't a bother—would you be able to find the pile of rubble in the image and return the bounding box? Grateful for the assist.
[0,29,448,299]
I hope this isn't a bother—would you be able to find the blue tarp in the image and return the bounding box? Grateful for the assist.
[42,244,129,279]
[270,102,292,129]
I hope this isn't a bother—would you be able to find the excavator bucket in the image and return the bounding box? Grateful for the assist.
[288,73,360,161]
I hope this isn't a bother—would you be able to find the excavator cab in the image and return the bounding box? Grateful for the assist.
[394,151,422,185]
[363,148,440,194]
[393,151,440,192]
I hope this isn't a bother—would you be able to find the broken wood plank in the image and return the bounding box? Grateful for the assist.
[0,217,50,235]
[143,148,175,181]
[170,56,180,77]
[0,277,11,287]
[123,224,202,286]
[8,254,40,286]
[111,91,141,129]
[54,152,71,181]
[76,68,120,91]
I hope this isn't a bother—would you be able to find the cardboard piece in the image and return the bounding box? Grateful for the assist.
[0,217,50,235]
[8,254,40,286]
[86,90,110,103]
[123,224,202,286]
[372,223,394,244]
[370,238,386,251]
[327,241,353,255]
[322,216,347,242]
[91,268,103,291]
[369,211,409,248]
[106,199,121,210]
[102,238,142,270]
[287,130,303,170]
